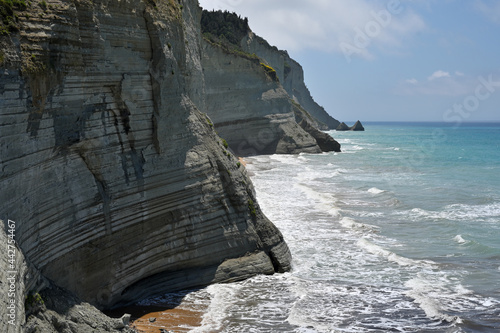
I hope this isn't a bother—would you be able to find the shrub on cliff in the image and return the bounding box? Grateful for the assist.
[260,62,278,82]
[0,0,26,35]
[201,10,249,47]
[201,10,262,63]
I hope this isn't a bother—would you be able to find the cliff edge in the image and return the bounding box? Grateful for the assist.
[200,10,341,155]
[241,32,341,130]
[1,0,292,331]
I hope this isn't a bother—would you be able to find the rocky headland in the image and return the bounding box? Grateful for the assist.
[200,10,341,155]
[1,1,342,332]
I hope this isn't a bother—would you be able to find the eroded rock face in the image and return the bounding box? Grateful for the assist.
[201,40,321,156]
[241,33,341,130]
[0,0,291,312]
[298,119,341,153]
[199,10,341,153]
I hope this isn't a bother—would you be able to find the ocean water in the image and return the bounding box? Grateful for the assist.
[144,122,500,332]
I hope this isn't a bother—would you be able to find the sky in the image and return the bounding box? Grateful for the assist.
[198,0,500,123]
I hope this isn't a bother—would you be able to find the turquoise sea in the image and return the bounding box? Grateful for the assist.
[144,122,500,332]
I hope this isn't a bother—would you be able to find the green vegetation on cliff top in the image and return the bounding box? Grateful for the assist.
[201,10,259,62]
[201,9,282,83]
[0,0,27,35]
[201,10,249,46]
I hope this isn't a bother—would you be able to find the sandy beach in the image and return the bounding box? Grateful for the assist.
[131,306,203,333]
[107,298,206,333]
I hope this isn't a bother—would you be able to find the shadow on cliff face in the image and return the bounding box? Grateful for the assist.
[104,287,199,320]
[105,288,205,333]
[117,265,220,308]
[229,123,281,157]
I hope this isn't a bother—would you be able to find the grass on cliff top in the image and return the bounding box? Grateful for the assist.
[203,32,259,62]
[0,0,26,35]
[201,10,260,62]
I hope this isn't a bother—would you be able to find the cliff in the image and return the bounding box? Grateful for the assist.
[238,33,340,130]
[0,0,292,331]
[200,10,341,153]
[201,39,323,156]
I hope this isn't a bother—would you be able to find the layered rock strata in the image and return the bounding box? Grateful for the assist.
[201,39,322,156]
[199,10,340,155]
[0,1,291,326]
[241,33,341,130]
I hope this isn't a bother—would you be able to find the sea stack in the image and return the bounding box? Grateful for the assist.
[336,122,350,131]
[351,120,365,131]
[336,121,365,131]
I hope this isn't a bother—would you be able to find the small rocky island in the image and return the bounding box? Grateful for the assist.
[336,120,365,131]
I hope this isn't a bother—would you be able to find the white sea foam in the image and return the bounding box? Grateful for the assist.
[405,278,462,324]
[408,202,500,222]
[403,271,500,328]
[339,217,379,233]
[238,134,500,331]
[294,183,341,218]
[337,138,352,144]
[367,187,385,194]
[298,154,310,162]
[357,238,424,267]
[453,235,469,244]
[190,284,241,333]
[270,154,305,165]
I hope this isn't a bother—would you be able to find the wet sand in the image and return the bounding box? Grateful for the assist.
[131,306,204,333]
[107,302,206,333]
[238,157,248,167]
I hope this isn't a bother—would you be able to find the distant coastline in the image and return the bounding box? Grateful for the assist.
[343,121,500,127]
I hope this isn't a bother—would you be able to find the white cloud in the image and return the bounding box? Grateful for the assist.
[198,0,427,59]
[398,71,477,96]
[428,70,451,81]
